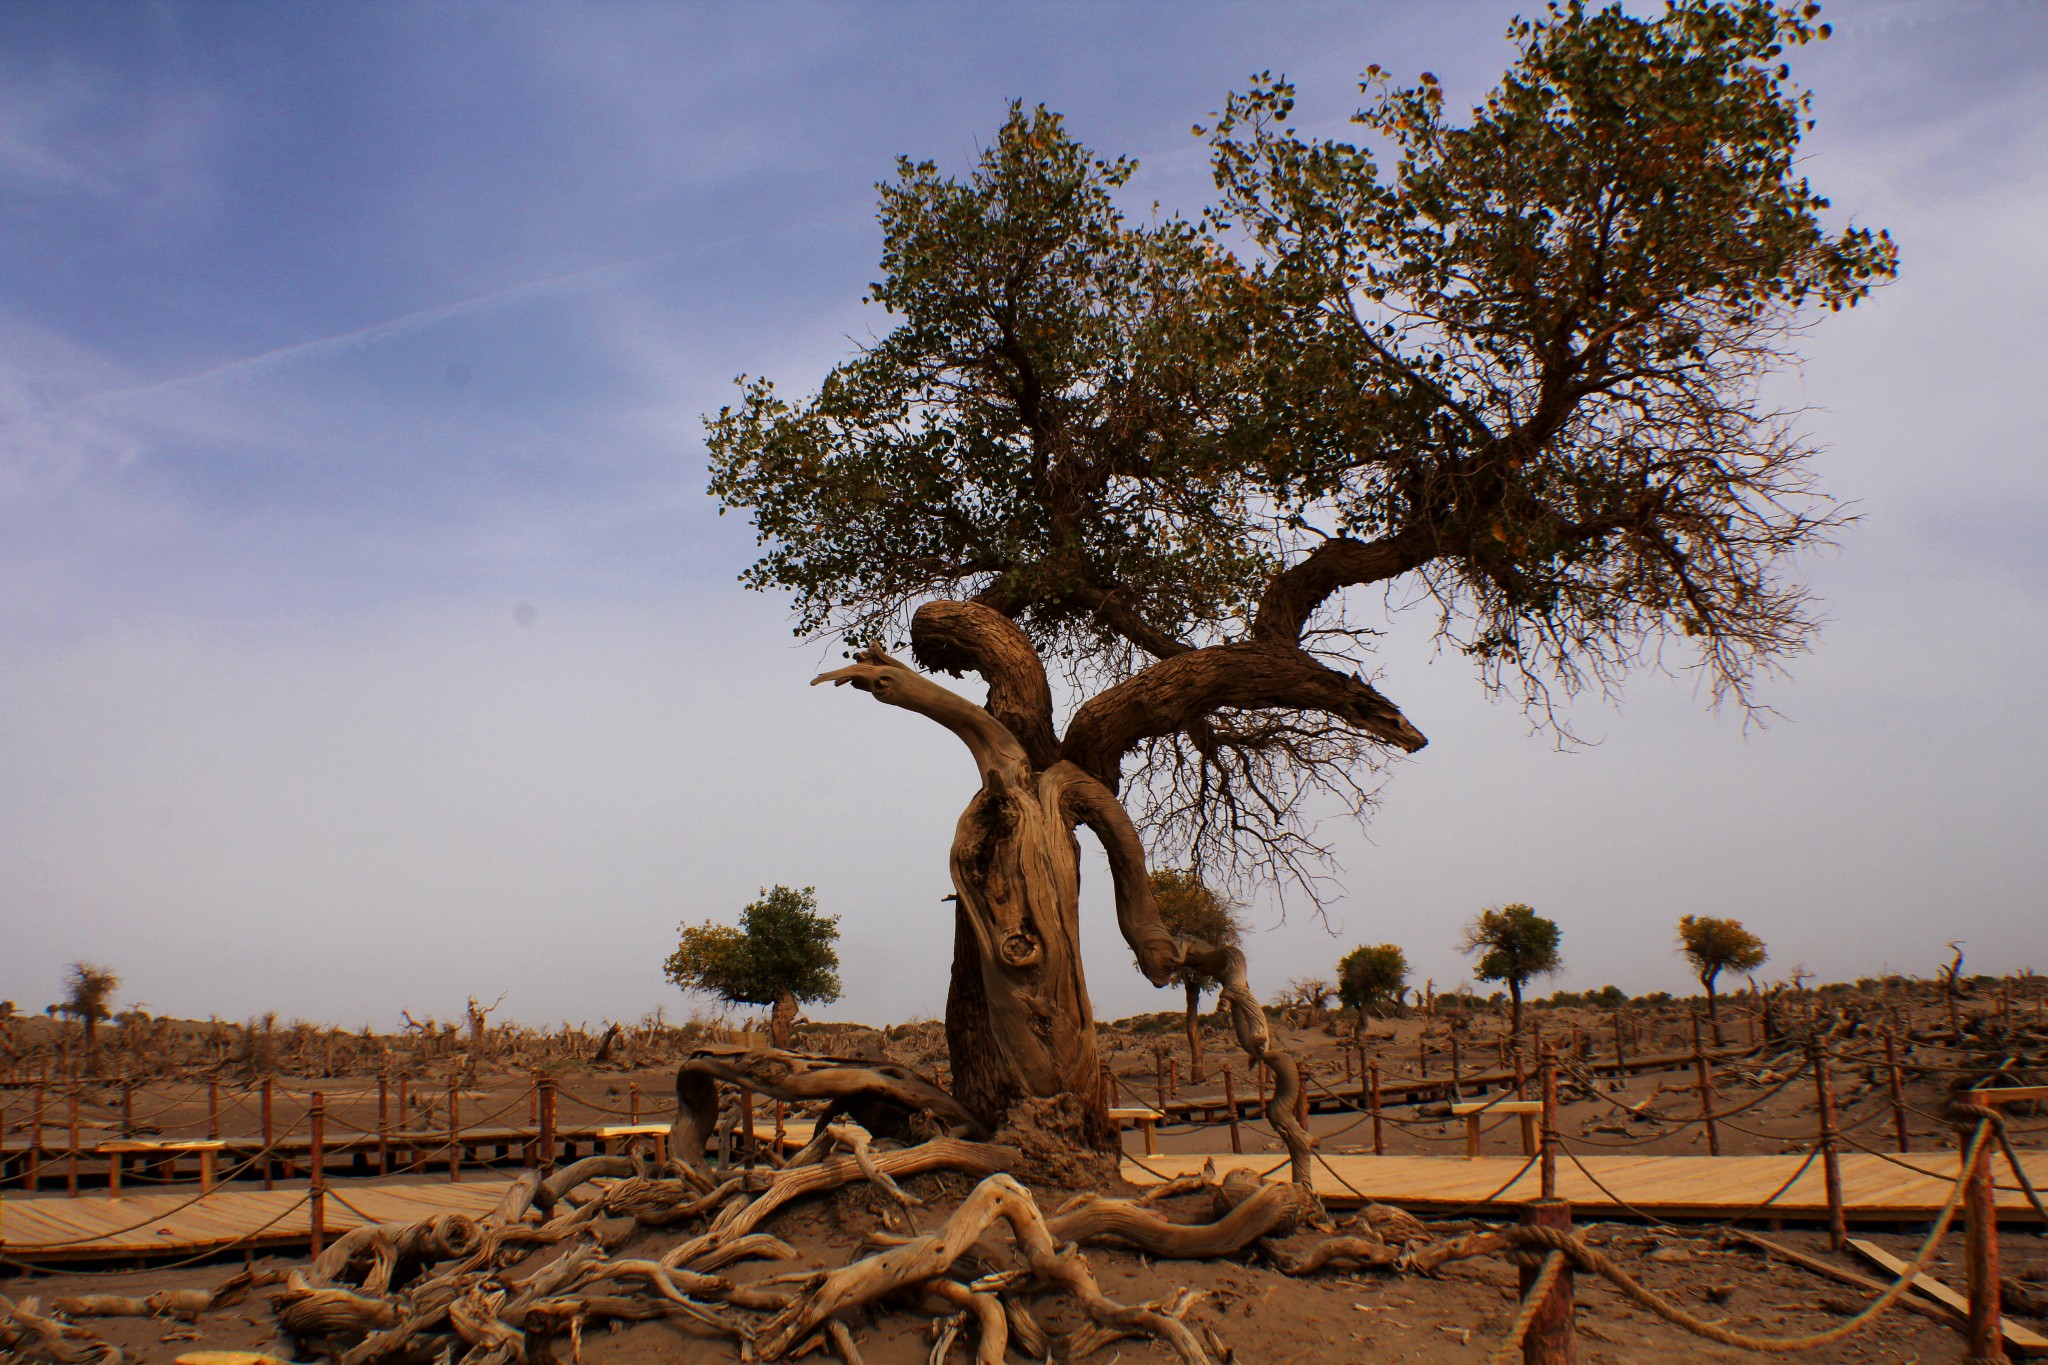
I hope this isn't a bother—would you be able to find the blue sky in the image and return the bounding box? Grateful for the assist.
[2,1,2044,1031]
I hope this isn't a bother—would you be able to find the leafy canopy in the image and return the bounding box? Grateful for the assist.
[709,102,1270,667]
[62,962,119,1023]
[1202,0,1892,703]
[1461,904,1563,988]
[1677,914,1768,985]
[1337,943,1409,1014]
[1149,869,1247,992]
[665,885,842,1008]
[707,1,1891,880]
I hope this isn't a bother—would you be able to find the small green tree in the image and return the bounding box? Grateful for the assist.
[61,962,120,1078]
[1149,869,1245,1081]
[665,886,842,1047]
[1460,905,1561,1038]
[1336,944,1409,1027]
[1677,915,1767,1045]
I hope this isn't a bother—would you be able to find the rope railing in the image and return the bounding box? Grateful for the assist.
[0,1140,289,1248]
[1490,1116,1991,1358]
[0,1075,581,1191]
[1834,1128,2048,1199]
[0,1193,316,1277]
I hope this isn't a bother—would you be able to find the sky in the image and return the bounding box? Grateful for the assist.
[2,1,2044,1033]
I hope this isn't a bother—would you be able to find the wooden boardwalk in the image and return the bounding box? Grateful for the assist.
[0,1179,516,1262]
[1130,1043,1768,1121]
[0,1118,821,1194]
[1123,1149,2048,1222]
[4,1146,2041,1265]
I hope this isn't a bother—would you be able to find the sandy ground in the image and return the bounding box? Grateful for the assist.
[8,1171,2043,1363]
[5,997,2043,1361]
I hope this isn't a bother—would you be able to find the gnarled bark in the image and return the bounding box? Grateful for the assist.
[817,632,1115,1141]
[815,601,1328,1178]
[755,1174,1214,1363]
[669,1045,980,1178]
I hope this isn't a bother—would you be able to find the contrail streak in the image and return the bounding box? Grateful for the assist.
[60,251,673,411]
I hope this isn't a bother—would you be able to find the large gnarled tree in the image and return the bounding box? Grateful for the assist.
[707,0,1891,1159]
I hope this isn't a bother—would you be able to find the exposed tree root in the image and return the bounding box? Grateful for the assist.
[46,1268,290,1323]
[310,1213,485,1292]
[1043,1180,1322,1257]
[18,1124,1507,1365]
[756,1173,1214,1363]
[1,1293,125,1365]
[663,1136,1020,1267]
[1266,1228,1506,1276]
[272,1274,404,1347]
[671,1045,983,1178]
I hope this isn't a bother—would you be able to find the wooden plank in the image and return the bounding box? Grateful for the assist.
[7,1144,2043,1265]
[0,1180,517,1262]
[1724,1230,1970,1334]
[1119,1150,2048,1222]
[1847,1238,2048,1352]
[1975,1086,2048,1105]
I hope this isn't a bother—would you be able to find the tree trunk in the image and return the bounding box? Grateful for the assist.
[815,605,1317,1177]
[1508,979,1523,1041]
[943,760,1111,1144]
[1704,973,1722,1048]
[1184,980,1205,1084]
[770,993,797,1049]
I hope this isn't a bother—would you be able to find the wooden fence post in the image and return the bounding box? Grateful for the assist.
[67,1087,79,1196]
[1518,1199,1576,1364]
[1450,1035,1463,1101]
[629,1083,641,1125]
[1369,1059,1384,1157]
[1960,1103,2005,1363]
[1223,1067,1243,1155]
[538,1076,557,1174]
[447,1074,461,1183]
[208,1079,220,1141]
[739,1085,756,1169]
[1811,1038,1846,1251]
[377,1070,390,1176]
[1884,1030,1909,1153]
[398,1074,415,1173]
[309,1092,326,1258]
[261,1077,275,1191]
[1612,1008,1626,1075]
[1692,1014,1720,1157]
[29,1082,44,1191]
[1540,1041,1558,1200]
